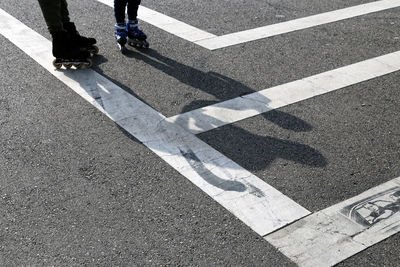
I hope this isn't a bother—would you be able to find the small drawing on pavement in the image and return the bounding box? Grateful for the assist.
[341,187,400,227]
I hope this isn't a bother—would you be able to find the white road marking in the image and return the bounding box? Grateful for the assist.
[95,0,217,42]
[94,0,400,50]
[0,8,310,236]
[168,51,400,134]
[196,0,400,50]
[266,176,400,267]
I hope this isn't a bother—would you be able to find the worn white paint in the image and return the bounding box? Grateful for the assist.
[196,0,400,49]
[266,177,400,267]
[0,8,310,236]
[167,51,400,134]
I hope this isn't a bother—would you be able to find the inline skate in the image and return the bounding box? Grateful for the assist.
[63,22,99,55]
[115,23,128,52]
[126,20,149,49]
[52,30,92,69]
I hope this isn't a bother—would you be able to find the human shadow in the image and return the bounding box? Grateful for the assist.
[179,99,325,171]
[59,48,326,196]
[117,49,325,192]
[122,48,312,127]
[121,48,254,105]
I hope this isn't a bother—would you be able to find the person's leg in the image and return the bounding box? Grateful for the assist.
[126,0,147,44]
[63,20,98,51]
[114,0,129,49]
[37,0,64,34]
[114,0,128,24]
[37,0,90,61]
[60,0,70,24]
[126,0,141,21]
[55,0,97,53]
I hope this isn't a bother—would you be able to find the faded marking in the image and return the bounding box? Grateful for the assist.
[266,177,400,267]
[341,187,400,227]
[180,148,265,197]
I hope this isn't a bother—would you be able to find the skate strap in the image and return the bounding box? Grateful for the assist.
[127,22,138,28]
[115,24,126,30]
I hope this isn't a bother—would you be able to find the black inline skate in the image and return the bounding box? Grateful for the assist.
[52,30,93,69]
[63,21,99,55]
[126,20,149,49]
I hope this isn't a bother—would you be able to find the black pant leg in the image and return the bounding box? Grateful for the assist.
[114,0,128,24]
[127,0,141,21]
[37,0,64,34]
[60,0,71,23]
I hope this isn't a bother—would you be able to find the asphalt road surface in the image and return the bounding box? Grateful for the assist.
[1,0,399,266]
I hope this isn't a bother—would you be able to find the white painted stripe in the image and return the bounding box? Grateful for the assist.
[0,8,310,236]
[95,0,217,42]
[167,51,400,134]
[196,0,400,49]
[266,176,400,267]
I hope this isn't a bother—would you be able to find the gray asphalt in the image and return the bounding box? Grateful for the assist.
[144,0,373,35]
[0,0,399,265]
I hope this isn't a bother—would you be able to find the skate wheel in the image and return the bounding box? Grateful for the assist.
[118,44,127,53]
[52,59,62,69]
[75,63,83,69]
[91,45,99,55]
[64,63,72,69]
[86,58,93,68]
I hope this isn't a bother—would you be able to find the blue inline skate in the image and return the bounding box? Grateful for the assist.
[126,20,149,49]
[115,23,128,52]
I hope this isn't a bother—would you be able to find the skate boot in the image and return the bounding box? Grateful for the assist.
[126,20,149,49]
[115,23,128,52]
[51,30,93,69]
[63,21,99,55]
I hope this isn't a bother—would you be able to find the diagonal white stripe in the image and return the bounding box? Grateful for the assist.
[196,0,400,49]
[0,7,310,236]
[167,51,400,134]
